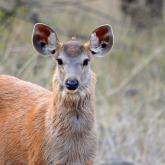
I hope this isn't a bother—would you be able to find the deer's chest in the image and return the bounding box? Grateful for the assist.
[45,129,97,165]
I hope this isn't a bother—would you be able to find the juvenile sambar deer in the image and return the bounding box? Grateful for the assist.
[0,23,113,165]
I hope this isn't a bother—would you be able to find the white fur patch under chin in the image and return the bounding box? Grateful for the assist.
[60,88,88,104]
[61,89,79,101]
[67,89,78,94]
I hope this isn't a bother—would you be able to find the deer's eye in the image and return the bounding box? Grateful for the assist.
[83,59,89,66]
[57,59,63,65]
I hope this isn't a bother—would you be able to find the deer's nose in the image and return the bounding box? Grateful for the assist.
[66,79,79,90]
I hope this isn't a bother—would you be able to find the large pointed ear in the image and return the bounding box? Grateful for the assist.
[87,24,113,57]
[32,23,60,57]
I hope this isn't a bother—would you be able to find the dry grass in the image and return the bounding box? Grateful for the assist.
[0,0,165,164]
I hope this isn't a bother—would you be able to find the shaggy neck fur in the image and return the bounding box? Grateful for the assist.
[45,69,97,165]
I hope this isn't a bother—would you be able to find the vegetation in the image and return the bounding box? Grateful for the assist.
[0,0,165,164]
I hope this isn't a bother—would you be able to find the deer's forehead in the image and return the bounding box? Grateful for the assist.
[61,41,86,58]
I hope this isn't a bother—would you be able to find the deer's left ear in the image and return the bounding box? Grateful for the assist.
[87,24,114,57]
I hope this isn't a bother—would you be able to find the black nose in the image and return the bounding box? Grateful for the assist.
[66,79,79,90]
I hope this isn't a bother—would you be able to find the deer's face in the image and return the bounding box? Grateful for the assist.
[54,41,91,93]
[32,24,114,94]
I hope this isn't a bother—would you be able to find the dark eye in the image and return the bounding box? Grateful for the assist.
[83,59,89,66]
[57,59,63,65]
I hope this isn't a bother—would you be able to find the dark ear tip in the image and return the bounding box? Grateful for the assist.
[100,24,112,28]
[34,23,47,27]
[97,24,112,29]
[33,23,44,30]
[33,23,55,34]
[94,24,114,37]
[102,24,113,35]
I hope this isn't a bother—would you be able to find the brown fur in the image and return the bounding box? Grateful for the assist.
[0,70,97,165]
[62,41,85,58]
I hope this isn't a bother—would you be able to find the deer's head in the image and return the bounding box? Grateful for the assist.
[32,24,113,95]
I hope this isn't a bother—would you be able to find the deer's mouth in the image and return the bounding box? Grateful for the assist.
[59,84,79,94]
[66,88,78,94]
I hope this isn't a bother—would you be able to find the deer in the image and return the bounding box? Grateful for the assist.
[0,23,113,165]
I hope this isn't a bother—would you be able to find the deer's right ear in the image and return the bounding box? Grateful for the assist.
[32,23,60,57]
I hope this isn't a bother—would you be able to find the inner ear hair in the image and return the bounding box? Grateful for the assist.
[88,24,114,57]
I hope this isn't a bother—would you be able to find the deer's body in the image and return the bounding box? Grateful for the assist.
[0,73,96,165]
[0,75,50,165]
[0,23,113,165]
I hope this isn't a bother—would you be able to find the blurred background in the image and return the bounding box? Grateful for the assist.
[0,0,165,164]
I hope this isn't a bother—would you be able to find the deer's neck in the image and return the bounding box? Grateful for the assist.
[46,71,96,136]
[45,71,97,164]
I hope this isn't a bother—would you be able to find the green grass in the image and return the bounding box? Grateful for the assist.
[0,0,165,164]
